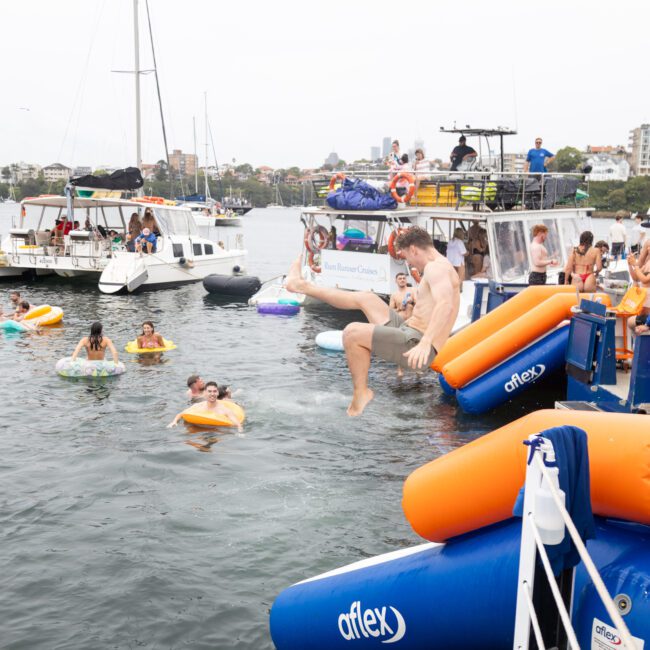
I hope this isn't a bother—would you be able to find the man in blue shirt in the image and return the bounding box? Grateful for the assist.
[525,137,555,174]
[135,227,157,254]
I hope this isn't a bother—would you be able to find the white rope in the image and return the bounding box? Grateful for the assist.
[527,512,581,650]
[521,581,546,650]
[534,455,637,649]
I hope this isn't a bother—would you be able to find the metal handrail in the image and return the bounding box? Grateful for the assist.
[514,435,637,650]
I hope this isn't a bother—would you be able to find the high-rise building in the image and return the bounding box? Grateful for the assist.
[370,146,380,161]
[502,153,527,174]
[325,151,340,167]
[381,137,391,159]
[628,124,650,176]
[168,149,198,178]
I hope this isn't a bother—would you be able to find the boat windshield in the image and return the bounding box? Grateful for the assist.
[154,207,198,236]
[492,219,528,281]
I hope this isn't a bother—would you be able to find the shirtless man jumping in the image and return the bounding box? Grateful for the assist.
[286,227,459,416]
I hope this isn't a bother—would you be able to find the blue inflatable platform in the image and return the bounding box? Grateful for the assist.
[270,517,650,649]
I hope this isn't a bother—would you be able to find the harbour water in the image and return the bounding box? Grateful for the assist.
[0,206,616,648]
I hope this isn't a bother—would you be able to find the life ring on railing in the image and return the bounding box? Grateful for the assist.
[308,251,321,273]
[389,173,416,203]
[304,225,329,253]
[328,172,346,192]
[387,228,408,259]
[409,266,422,284]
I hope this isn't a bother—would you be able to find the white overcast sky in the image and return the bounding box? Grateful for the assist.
[1,0,648,170]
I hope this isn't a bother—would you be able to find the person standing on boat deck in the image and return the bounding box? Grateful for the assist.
[450,136,477,171]
[524,137,554,174]
[386,140,401,174]
[71,322,119,362]
[186,375,206,402]
[609,213,628,259]
[631,215,646,255]
[285,227,460,417]
[528,224,558,285]
[564,231,601,292]
[389,272,415,319]
[446,228,468,287]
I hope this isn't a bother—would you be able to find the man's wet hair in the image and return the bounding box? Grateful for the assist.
[187,374,200,387]
[19,301,30,310]
[205,381,218,389]
[395,227,433,251]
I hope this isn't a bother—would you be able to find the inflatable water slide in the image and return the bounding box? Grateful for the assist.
[434,286,611,414]
[270,410,650,649]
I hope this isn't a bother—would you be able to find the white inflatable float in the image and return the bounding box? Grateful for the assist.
[315,330,344,352]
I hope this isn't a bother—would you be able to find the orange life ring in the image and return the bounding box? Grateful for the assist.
[308,251,321,273]
[328,173,346,192]
[389,172,416,203]
[304,225,329,253]
[387,228,408,259]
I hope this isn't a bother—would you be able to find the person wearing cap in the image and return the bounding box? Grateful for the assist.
[450,135,477,171]
[524,137,555,174]
[134,227,157,254]
[609,212,627,259]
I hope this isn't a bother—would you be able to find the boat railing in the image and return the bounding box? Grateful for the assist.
[310,171,588,213]
[513,434,636,650]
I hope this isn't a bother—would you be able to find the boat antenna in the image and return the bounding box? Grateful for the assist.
[144,0,172,198]
[204,92,210,202]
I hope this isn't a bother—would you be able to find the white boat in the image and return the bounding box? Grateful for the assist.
[251,167,615,333]
[1,194,246,293]
[180,202,243,231]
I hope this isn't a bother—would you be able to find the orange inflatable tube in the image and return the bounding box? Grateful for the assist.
[402,409,650,543]
[441,292,610,389]
[432,285,578,372]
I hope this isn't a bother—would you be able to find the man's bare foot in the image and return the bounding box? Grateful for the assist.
[347,388,374,417]
[285,256,308,294]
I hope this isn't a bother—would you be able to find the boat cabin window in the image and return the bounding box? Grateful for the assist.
[492,220,528,281]
[559,216,583,258]
[172,243,184,258]
[538,219,562,262]
[193,243,202,256]
[334,219,379,253]
[204,243,214,255]
[155,208,198,236]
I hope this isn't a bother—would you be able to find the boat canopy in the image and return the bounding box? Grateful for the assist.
[21,196,141,209]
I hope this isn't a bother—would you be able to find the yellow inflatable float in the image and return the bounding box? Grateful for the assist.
[24,305,64,326]
[181,401,245,427]
[125,338,177,354]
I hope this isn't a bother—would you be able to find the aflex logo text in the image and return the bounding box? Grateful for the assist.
[594,624,622,645]
[504,364,545,393]
[338,601,406,644]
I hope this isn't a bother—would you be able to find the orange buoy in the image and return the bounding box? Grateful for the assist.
[403,409,650,543]
[328,172,346,192]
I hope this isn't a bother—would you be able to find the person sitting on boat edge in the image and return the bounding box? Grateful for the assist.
[135,228,157,254]
[528,224,558,285]
[626,253,650,336]
[137,320,165,349]
[71,322,119,362]
[186,374,206,402]
[168,381,242,431]
[284,226,460,417]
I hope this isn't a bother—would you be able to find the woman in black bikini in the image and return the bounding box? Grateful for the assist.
[564,231,601,292]
[71,322,119,362]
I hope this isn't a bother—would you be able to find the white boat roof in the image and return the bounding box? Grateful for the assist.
[21,196,142,209]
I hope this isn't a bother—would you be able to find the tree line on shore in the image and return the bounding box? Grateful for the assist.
[2,156,650,212]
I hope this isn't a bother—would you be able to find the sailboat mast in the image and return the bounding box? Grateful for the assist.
[193,116,198,194]
[204,92,210,201]
[133,0,142,174]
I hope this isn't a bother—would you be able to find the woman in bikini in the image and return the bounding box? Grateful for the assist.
[564,231,601,292]
[71,322,119,362]
[136,320,165,349]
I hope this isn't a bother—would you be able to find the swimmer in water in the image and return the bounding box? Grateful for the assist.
[71,322,119,362]
[168,381,242,431]
[136,320,165,349]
